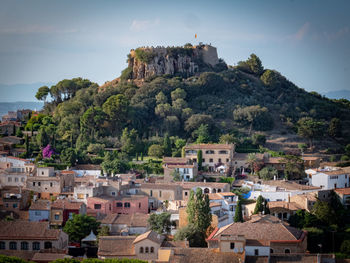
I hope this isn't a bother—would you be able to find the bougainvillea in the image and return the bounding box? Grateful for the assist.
[42,144,56,159]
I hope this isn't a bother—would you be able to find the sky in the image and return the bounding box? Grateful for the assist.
[0,0,349,101]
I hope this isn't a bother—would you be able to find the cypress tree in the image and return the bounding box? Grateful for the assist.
[163,133,172,157]
[140,152,143,161]
[197,150,202,170]
[254,195,264,214]
[25,134,30,156]
[234,199,243,222]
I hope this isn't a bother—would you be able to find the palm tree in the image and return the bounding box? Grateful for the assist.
[247,153,257,174]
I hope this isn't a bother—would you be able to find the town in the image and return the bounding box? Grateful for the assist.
[1,107,350,263]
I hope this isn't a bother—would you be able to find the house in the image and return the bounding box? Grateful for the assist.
[29,200,51,221]
[208,192,238,227]
[174,181,231,200]
[184,144,235,174]
[0,221,68,252]
[140,183,183,209]
[71,164,102,177]
[50,199,86,227]
[306,166,350,189]
[0,187,30,211]
[163,157,198,182]
[302,156,321,169]
[267,200,304,221]
[98,230,165,261]
[335,188,350,209]
[207,214,307,257]
[0,121,21,135]
[100,213,149,235]
[73,176,104,203]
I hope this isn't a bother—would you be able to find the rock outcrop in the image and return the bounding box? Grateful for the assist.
[127,44,219,80]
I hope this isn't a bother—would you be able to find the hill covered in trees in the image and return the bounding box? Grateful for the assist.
[30,44,350,168]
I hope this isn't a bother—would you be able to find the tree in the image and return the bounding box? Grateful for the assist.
[121,128,139,156]
[328,118,342,138]
[197,150,203,171]
[312,199,335,225]
[63,214,100,243]
[246,54,264,75]
[341,240,350,255]
[234,199,243,222]
[148,144,164,158]
[25,134,30,156]
[163,134,172,157]
[247,153,258,174]
[156,91,168,104]
[219,133,236,144]
[186,188,212,247]
[258,166,278,180]
[172,169,181,181]
[171,88,186,101]
[253,195,265,214]
[35,85,50,101]
[60,147,77,166]
[281,155,305,180]
[102,94,129,134]
[297,117,324,148]
[98,225,110,237]
[36,127,49,147]
[148,212,172,234]
[252,133,266,146]
[193,124,210,143]
[260,69,282,88]
[87,143,105,156]
[101,152,129,176]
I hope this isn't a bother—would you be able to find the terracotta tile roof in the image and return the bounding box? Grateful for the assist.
[51,199,84,210]
[98,236,135,256]
[163,157,188,164]
[133,230,164,245]
[161,240,188,248]
[220,192,236,196]
[173,181,230,190]
[29,200,51,210]
[168,248,242,263]
[210,202,222,208]
[265,157,285,164]
[323,169,349,176]
[141,183,181,191]
[185,143,235,150]
[267,201,303,211]
[211,216,304,243]
[303,156,320,161]
[166,164,196,168]
[0,221,61,240]
[335,188,350,195]
[248,214,284,224]
[101,213,149,227]
[208,193,224,200]
[262,180,320,191]
[60,170,76,175]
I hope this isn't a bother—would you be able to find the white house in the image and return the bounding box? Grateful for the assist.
[208,192,238,227]
[306,166,349,189]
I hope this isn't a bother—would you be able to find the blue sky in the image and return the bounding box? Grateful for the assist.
[0,0,349,100]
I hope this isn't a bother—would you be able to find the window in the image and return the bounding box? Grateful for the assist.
[21,242,29,250]
[145,247,149,253]
[139,203,141,208]
[8,177,12,182]
[111,192,116,196]
[209,159,213,163]
[44,242,52,249]
[218,158,222,163]
[42,171,44,175]
[0,241,5,249]
[219,150,228,154]
[159,191,162,197]
[94,204,101,210]
[227,159,229,163]
[230,205,234,211]
[254,249,259,256]
[230,242,235,249]
[139,247,144,253]
[150,190,153,197]
[124,202,130,208]
[10,242,17,250]
[50,183,53,187]
[77,194,84,199]
[270,248,274,254]
[35,211,41,216]
[185,191,188,196]
[69,212,74,219]
[13,203,18,208]
[285,249,290,254]
[117,202,123,207]
[15,177,18,182]
[55,214,60,220]
[38,182,41,186]
[150,247,154,253]
[33,182,35,186]
[202,158,205,163]
[33,242,40,250]
[21,178,25,182]
[205,150,215,154]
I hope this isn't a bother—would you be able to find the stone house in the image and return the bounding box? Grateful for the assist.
[184,144,235,174]
[0,221,68,251]
[267,200,304,221]
[0,121,21,135]
[29,200,51,221]
[207,214,307,257]
[100,213,149,235]
[50,199,86,227]
[0,187,30,211]
[302,156,321,169]
[174,181,231,200]
[162,157,198,182]
[335,188,350,209]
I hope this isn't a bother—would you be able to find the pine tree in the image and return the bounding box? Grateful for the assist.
[197,150,202,171]
[234,199,243,222]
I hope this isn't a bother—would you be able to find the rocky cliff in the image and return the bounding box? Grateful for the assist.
[127,44,219,80]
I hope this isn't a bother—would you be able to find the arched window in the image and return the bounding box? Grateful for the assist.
[145,247,149,253]
[139,247,144,253]
[44,242,52,249]
[270,248,274,254]
[124,202,130,208]
[116,202,123,207]
[150,247,154,253]
[217,189,222,193]
[285,249,290,254]
[278,213,282,219]
[21,242,29,250]
[33,242,40,250]
[204,188,210,194]
[212,188,217,193]
[283,212,288,220]
[9,242,17,250]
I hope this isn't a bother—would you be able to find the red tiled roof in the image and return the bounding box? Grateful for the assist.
[98,236,135,256]
[51,199,84,210]
[335,188,350,195]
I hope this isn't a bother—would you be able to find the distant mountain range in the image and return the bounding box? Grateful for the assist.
[0,82,53,103]
[322,89,350,100]
[0,101,44,118]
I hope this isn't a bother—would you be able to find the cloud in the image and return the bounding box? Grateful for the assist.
[323,26,349,41]
[289,22,310,41]
[130,18,160,32]
[0,25,78,35]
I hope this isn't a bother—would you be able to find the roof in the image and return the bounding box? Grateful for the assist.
[210,202,222,208]
[335,188,350,195]
[101,213,149,227]
[185,143,235,150]
[141,183,181,191]
[166,164,196,169]
[262,180,320,191]
[82,230,97,242]
[60,170,76,175]
[0,136,23,144]
[133,230,164,245]
[220,192,236,196]
[174,181,229,190]
[29,200,51,211]
[51,199,84,210]
[167,248,242,263]
[0,221,62,240]
[163,157,188,164]
[208,193,224,200]
[210,215,304,243]
[98,236,135,256]
[303,156,320,161]
[267,201,303,211]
